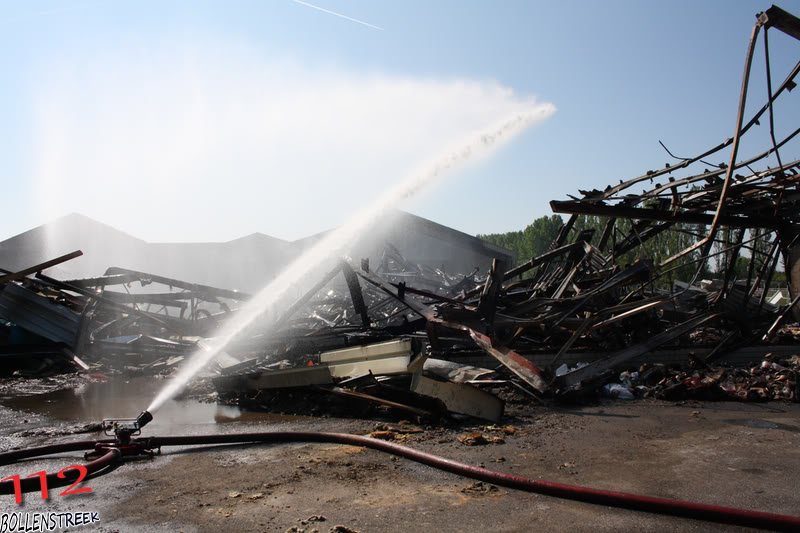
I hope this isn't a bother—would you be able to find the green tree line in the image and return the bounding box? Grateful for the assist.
[477,214,564,263]
[478,214,786,286]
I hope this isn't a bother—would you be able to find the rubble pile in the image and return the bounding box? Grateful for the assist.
[651,355,800,402]
[1,4,799,423]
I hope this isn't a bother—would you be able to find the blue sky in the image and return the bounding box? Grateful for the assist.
[1,0,798,242]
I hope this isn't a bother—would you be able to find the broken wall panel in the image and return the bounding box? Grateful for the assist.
[0,284,83,349]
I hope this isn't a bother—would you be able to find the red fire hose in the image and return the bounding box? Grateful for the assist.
[0,440,120,493]
[2,431,799,531]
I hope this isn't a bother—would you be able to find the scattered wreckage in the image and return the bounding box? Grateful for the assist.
[1,4,800,422]
[0,254,248,376]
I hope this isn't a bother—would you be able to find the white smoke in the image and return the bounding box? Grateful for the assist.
[29,38,549,242]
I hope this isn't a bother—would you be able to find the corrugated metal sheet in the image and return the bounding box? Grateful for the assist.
[0,284,81,348]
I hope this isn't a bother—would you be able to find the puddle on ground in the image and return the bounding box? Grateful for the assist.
[724,418,800,433]
[0,377,300,433]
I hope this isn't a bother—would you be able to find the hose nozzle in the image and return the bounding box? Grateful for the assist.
[135,410,153,430]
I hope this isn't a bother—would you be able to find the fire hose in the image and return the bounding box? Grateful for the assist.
[2,412,799,532]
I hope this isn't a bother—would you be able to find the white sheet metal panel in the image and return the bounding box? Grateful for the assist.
[411,374,504,422]
[320,339,412,364]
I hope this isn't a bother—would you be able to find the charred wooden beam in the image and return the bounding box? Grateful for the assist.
[0,251,83,285]
[762,5,800,41]
[341,261,370,328]
[103,267,251,301]
[550,200,783,229]
[477,258,506,326]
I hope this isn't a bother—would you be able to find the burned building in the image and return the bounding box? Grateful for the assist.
[294,210,515,275]
[0,210,513,293]
[0,213,293,293]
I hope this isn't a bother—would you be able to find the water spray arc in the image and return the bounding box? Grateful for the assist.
[147,105,556,413]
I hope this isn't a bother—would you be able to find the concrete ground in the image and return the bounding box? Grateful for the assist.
[1,378,799,532]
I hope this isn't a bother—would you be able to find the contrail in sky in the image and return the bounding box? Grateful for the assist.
[290,0,383,31]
